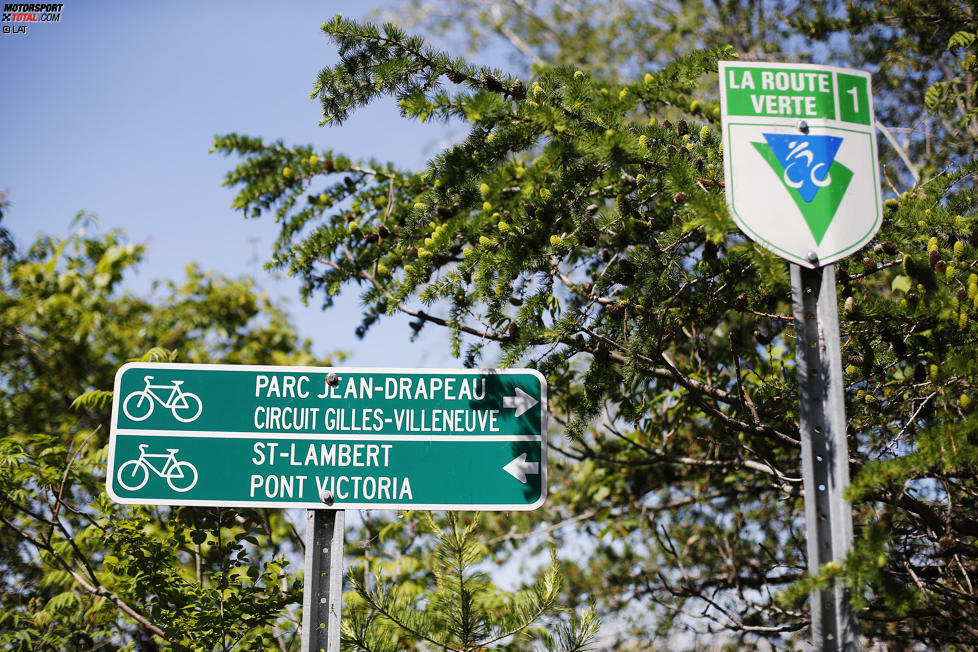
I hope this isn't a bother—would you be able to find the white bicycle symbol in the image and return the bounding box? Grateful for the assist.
[116,444,199,492]
[122,376,202,423]
[782,140,832,190]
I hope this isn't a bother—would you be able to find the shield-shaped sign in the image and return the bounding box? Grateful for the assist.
[719,61,882,267]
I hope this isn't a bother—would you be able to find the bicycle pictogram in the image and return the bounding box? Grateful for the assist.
[122,376,202,423]
[116,444,199,492]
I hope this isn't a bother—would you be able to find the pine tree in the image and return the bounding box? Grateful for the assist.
[342,513,598,651]
[215,13,978,649]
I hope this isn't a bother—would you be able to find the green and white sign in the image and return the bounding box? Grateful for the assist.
[719,61,882,267]
[108,363,547,510]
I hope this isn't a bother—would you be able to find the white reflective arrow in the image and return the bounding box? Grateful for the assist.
[503,453,540,484]
[502,387,538,418]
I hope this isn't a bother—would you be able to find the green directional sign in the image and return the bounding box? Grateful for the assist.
[108,363,547,510]
[719,61,882,267]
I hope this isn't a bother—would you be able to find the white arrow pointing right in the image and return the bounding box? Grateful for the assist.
[503,453,540,484]
[502,387,538,418]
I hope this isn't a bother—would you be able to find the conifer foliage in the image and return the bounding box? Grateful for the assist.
[342,513,598,651]
[216,14,978,649]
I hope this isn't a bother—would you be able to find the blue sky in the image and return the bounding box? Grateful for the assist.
[0,1,463,366]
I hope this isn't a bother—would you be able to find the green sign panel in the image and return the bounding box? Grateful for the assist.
[108,363,547,510]
[719,61,882,268]
[722,65,871,124]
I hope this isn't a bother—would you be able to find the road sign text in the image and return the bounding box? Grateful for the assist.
[719,61,881,267]
[108,363,547,510]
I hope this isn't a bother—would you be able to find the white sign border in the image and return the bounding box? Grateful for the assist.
[108,362,548,511]
[718,60,883,268]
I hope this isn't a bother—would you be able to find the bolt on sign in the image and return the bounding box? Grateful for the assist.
[719,61,882,267]
[108,363,547,510]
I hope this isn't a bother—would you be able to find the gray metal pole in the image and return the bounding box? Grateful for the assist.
[790,262,859,651]
[301,508,345,652]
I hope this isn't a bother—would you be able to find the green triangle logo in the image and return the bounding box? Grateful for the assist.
[752,141,853,245]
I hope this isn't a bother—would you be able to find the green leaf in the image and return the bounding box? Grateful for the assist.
[924,81,947,112]
[70,389,113,411]
[891,274,912,293]
[948,31,976,50]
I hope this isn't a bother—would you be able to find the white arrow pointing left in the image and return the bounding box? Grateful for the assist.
[502,387,538,418]
[503,453,540,484]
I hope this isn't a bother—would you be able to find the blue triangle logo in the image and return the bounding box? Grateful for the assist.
[762,134,843,203]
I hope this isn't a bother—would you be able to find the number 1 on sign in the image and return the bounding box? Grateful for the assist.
[846,86,859,113]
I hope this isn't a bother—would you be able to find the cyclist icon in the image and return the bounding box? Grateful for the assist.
[122,376,202,423]
[781,141,832,190]
[116,444,199,492]
[760,132,844,204]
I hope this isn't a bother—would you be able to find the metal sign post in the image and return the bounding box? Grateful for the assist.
[301,508,345,652]
[791,262,859,651]
[719,61,879,647]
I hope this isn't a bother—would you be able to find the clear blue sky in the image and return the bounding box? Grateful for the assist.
[0,0,463,367]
